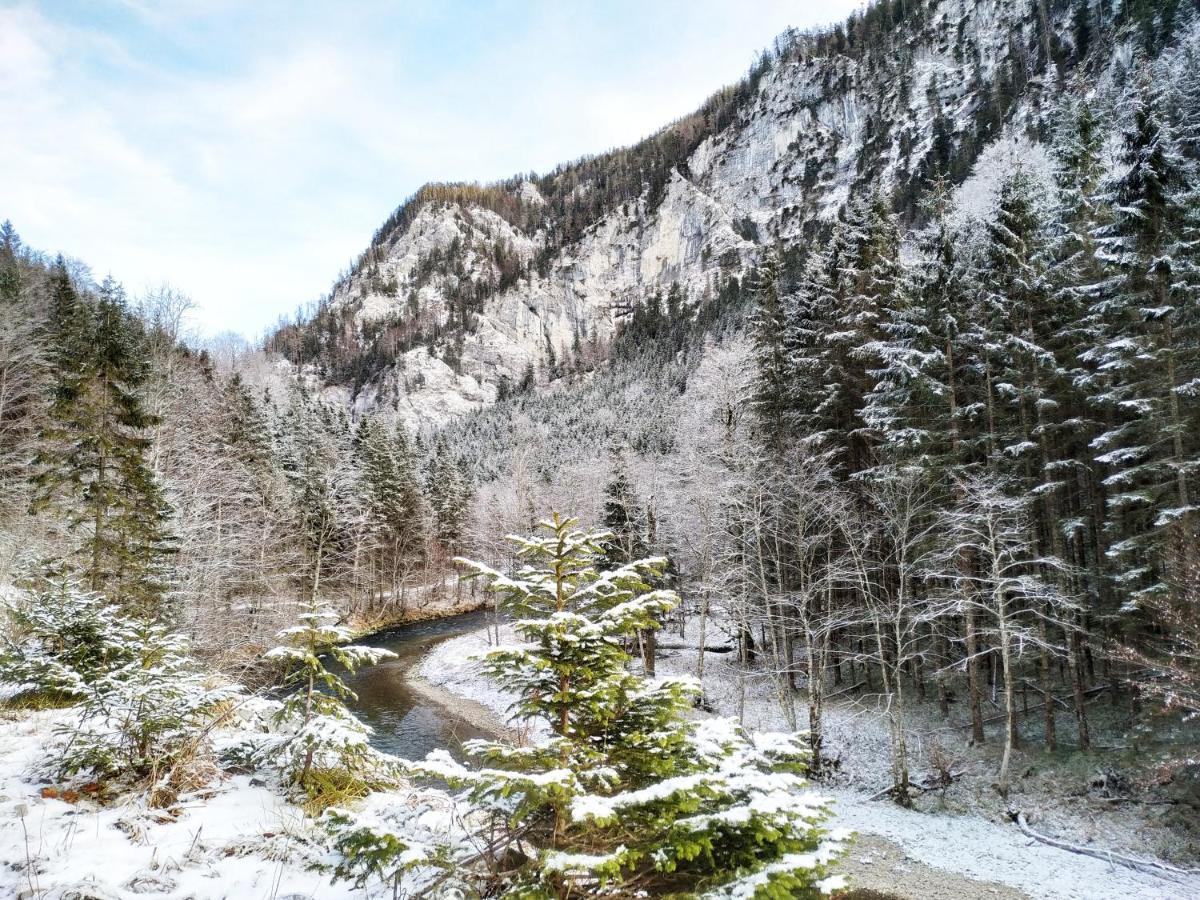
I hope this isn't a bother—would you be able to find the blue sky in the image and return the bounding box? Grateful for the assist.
[0,1,864,338]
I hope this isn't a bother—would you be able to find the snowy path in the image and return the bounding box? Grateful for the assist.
[417,625,1200,900]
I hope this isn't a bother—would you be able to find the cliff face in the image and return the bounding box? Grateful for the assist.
[279,0,1158,427]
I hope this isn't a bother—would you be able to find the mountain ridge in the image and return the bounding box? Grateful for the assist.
[266,0,1184,429]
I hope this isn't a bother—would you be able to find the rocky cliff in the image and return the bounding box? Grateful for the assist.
[270,0,1173,428]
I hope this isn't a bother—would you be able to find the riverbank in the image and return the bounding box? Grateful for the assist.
[413,623,1200,900]
[345,580,492,639]
[404,672,517,743]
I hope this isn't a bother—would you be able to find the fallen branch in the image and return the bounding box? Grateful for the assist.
[825,680,867,702]
[867,770,967,802]
[1020,678,1072,711]
[1010,811,1200,879]
[656,642,734,654]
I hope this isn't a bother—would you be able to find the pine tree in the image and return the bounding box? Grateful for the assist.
[415,514,847,897]
[974,167,1057,478]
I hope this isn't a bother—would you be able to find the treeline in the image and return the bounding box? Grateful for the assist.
[0,234,475,662]
[733,57,1200,796]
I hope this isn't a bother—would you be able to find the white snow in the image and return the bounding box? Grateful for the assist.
[417,623,1200,900]
[0,705,463,900]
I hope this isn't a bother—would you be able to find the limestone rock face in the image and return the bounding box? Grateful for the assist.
[292,0,1127,429]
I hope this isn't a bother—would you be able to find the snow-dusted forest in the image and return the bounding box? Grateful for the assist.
[4,0,1200,897]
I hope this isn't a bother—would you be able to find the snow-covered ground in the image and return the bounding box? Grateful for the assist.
[0,706,461,900]
[417,623,1200,900]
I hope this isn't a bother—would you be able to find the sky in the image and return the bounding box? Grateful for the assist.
[0,0,865,338]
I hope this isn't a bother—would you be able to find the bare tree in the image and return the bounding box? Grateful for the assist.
[835,468,940,803]
[934,476,1078,797]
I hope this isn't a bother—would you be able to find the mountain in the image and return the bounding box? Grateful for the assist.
[267,0,1189,427]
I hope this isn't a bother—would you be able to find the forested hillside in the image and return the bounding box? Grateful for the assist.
[0,235,475,660]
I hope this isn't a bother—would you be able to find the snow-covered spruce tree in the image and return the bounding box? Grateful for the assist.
[355,415,425,604]
[427,433,472,559]
[412,514,846,898]
[278,383,359,606]
[1087,67,1200,606]
[259,602,397,798]
[31,273,176,612]
[321,802,452,900]
[56,616,237,801]
[748,247,792,450]
[0,576,137,704]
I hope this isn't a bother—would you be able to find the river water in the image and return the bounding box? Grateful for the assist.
[339,609,495,760]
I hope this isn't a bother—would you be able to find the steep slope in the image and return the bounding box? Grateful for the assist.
[268,0,1181,427]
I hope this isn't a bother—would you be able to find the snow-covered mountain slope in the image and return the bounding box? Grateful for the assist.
[270,0,1179,428]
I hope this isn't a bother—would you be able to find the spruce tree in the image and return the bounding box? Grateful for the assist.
[748,248,791,448]
[256,601,396,796]
[280,385,355,604]
[32,274,175,610]
[600,444,645,565]
[414,515,847,897]
[426,434,470,557]
[1088,71,1200,603]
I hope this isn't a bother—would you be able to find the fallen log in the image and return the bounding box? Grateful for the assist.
[1010,811,1200,879]
[656,642,734,654]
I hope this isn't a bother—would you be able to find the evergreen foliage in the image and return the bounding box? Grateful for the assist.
[31,271,175,611]
[409,515,845,898]
[0,577,137,704]
[258,602,397,794]
[56,616,236,791]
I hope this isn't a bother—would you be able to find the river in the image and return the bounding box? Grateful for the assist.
[339,609,495,759]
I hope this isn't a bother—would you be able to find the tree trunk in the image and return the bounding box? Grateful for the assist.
[1069,618,1091,750]
[997,594,1018,798]
[1040,612,1056,752]
[966,609,986,743]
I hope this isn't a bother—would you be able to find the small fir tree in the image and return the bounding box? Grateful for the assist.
[410,514,847,898]
[57,616,236,799]
[0,576,137,703]
[261,602,397,794]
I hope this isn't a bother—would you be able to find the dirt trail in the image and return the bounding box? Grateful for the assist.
[839,833,1028,899]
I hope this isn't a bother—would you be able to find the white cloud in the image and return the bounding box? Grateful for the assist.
[1,0,865,337]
